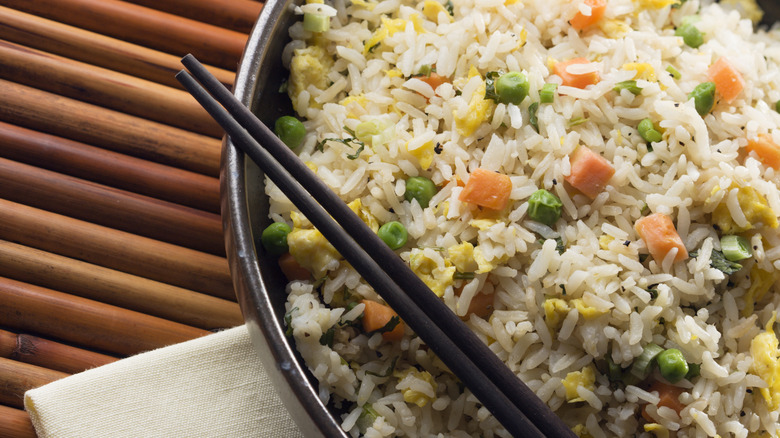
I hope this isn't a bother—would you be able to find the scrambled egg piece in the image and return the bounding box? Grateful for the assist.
[599,235,614,250]
[339,94,368,118]
[287,228,341,278]
[395,368,438,407]
[562,366,596,403]
[544,298,570,329]
[409,249,456,297]
[572,425,594,438]
[636,0,679,9]
[599,19,631,38]
[448,242,479,273]
[454,66,492,137]
[644,424,670,438]
[407,139,435,170]
[622,63,656,82]
[350,0,377,9]
[712,184,779,233]
[422,0,451,22]
[473,246,505,273]
[743,264,778,317]
[289,45,333,114]
[347,199,380,232]
[291,211,312,228]
[751,312,780,409]
[572,299,610,320]
[364,15,423,54]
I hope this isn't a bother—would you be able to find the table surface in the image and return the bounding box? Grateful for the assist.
[0,1,263,436]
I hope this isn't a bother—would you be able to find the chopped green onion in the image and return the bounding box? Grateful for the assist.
[637,118,663,143]
[606,355,623,383]
[720,235,752,262]
[356,404,380,434]
[666,65,681,80]
[416,64,433,76]
[540,83,558,103]
[453,271,475,280]
[614,80,642,96]
[303,13,330,33]
[630,343,664,380]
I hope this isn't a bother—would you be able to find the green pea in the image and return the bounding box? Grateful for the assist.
[657,348,689,383]
[675,23,703,48]
[638,118,663,143]
[274,116,306,149]
[688,82,716,116]
[495,71,530,105]
[527,189,562,226]
[260,222,292,255]
[377,221,408,250]
[404,176,437,208]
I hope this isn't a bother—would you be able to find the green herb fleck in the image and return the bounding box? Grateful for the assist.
[484,71,502,102]
[284,306,299,336]
[319,327,335,347]
[445,0,454,15]
[689,249,743,275]
[371,315,401,335]
[529,101,539,132]
[317,126,367,159]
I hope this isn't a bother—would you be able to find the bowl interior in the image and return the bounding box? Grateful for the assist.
[222,1,348,436]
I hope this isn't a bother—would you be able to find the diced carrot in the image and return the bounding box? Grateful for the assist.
[554,58,600,89]
[454,284,496,319]
[634,213,688,264]
[458,168,513,210]
[278,252,311,281]
[564,146,615,199]
[746,133,780,169]
[360,299,405,341]
[418,72,450,91]
[466,292,495,319]
[641,380,685,422]
[570,0,607,31]
[707,57,745,104]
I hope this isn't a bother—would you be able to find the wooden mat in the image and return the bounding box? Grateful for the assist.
[0,1,263,435]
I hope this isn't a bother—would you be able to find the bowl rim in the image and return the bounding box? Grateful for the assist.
[221,0,349,435]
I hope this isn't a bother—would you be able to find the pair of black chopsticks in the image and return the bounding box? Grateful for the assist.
[177,54,575,438]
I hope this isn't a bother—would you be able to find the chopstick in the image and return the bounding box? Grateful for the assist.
[178,54,576,437]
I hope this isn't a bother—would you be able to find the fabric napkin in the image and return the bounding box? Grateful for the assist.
[24,325,304,438]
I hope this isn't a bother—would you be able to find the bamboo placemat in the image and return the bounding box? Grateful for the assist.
[0,1,263,436]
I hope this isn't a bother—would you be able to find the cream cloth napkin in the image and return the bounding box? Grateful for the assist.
[24,325,303,438]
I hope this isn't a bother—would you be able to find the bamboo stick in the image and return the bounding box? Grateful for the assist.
[0,157,225,256]
[0,240,243,330]
[0,329,117,375]
[0,277,210,356]
[123,0,263,34]
[0,358,69,409]
[0,6,234,89]
[0,405,35,438]
[0,122,220,214]
[0,79,221,177]
[0,40,224,138]
[0,199,235,301]
[1,0,248,70]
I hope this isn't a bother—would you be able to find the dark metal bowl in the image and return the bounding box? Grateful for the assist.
[222,0,349,435]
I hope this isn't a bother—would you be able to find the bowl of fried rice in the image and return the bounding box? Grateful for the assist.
[224,0,780,436]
